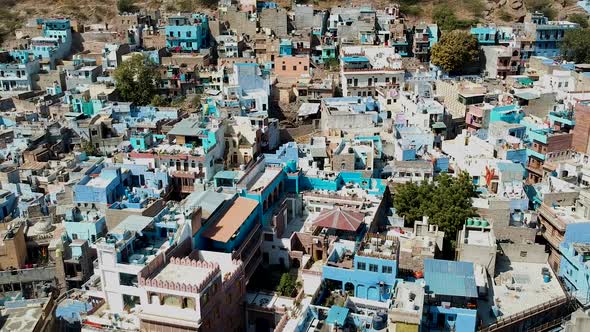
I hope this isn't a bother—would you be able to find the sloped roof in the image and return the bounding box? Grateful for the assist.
[313,208,364,232]
[424,259,478,298]
[201,197,259,243]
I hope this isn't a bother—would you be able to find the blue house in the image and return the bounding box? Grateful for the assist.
[322,235,399,302]
[196,196,260,253]
[0,53,41,93]
[0,189,17,221]
[279,39,293,56]
[489,105,525,124]
[73,164,168,206]
[73,166,127,206]
[526,12,578,58]
[165,14,209,52]
[423,259,478,332]
[21,18,73,68]
[470,26,497,44]
[63,208,106,243]
[559,223,590,306]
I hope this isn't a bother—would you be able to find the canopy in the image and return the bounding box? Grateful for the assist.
[313,208,364,232]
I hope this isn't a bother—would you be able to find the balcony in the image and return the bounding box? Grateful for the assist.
[0,265,56,285]
[538,204,567,233]
[232,222,262,267]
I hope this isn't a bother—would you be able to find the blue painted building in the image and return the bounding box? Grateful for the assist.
[423,259,478,332]
[73,164,168,206]
[63,208,106,243]
[165,14,209,52]
[489,105,525,124]
[0,53,41,93]
[0,189,17,221]
[130,131,154,151]
[279,39,293,56]
[559,223,590,306]
[470,26,498,45]
[322,235,399,302]
[195,196,260,253]
[525,12,578,58]
[25,18,73,68]
[73,166,128,206]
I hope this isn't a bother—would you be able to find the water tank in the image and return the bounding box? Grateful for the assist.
[466,218,473,226]
[543,274,551,283]
[372,314,386,331]
[481,220,489,227]
[474,219,481,226]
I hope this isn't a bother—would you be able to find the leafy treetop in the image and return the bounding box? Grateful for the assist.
[113,54,160,106]
[392,172,478,252]
[431,30,479,74]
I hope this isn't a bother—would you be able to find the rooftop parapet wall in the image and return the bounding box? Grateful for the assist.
[139,256,221,294]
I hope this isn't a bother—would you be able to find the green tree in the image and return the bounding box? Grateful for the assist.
[431,30,479,74]
[81,139,99,156]
[393,172,477,251]
[113,54,160,105]
[117,0,137,13]
[561,28,590,63]
[276,273,296,297]
[569,13,589,29]
[150,95,169,107]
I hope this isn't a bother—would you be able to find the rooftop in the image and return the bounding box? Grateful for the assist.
[249,167,282,192]
[153,261,213,285]
[479,257,566,325]
[424,259,478,298]
[201,197,258,243]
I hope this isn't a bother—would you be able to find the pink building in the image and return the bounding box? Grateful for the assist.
[275,55,310,79]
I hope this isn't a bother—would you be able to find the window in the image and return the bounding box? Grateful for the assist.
[357,262,366,270]
[369,264,378,272]
[264,233,273,241]
[382,265,393,274]
[293,66,297,71]
[186,31,192,37]
[282,65,286,70]
[303,66,308,71]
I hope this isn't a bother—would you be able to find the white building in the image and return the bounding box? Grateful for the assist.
[340,46,404,101]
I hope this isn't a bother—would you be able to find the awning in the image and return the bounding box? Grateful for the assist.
[432,122,447,129]
[326,306,349,326]
[517,77,534,86]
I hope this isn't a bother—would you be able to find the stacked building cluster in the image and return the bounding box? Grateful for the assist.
[2,1,590,332]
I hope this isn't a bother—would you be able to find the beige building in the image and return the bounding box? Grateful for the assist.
[224,117,260,167]
[0,221,27,270]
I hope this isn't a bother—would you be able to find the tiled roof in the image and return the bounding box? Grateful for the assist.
[313,208,364,232]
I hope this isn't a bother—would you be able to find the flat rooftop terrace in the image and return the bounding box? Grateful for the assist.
[479,257,566,326]
[153,263,212,285]
[249,167,282,192]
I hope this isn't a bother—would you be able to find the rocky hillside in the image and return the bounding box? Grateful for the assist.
[0,0,587,44]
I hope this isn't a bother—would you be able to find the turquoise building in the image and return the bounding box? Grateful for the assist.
[423,259,478,332]
[470,26,498,45]
[322,237,399,302]
[559,223,590,306]
[165,14,209,52]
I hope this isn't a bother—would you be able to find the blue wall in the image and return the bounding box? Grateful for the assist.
[323,246,398,302]
[425,306,477,332]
